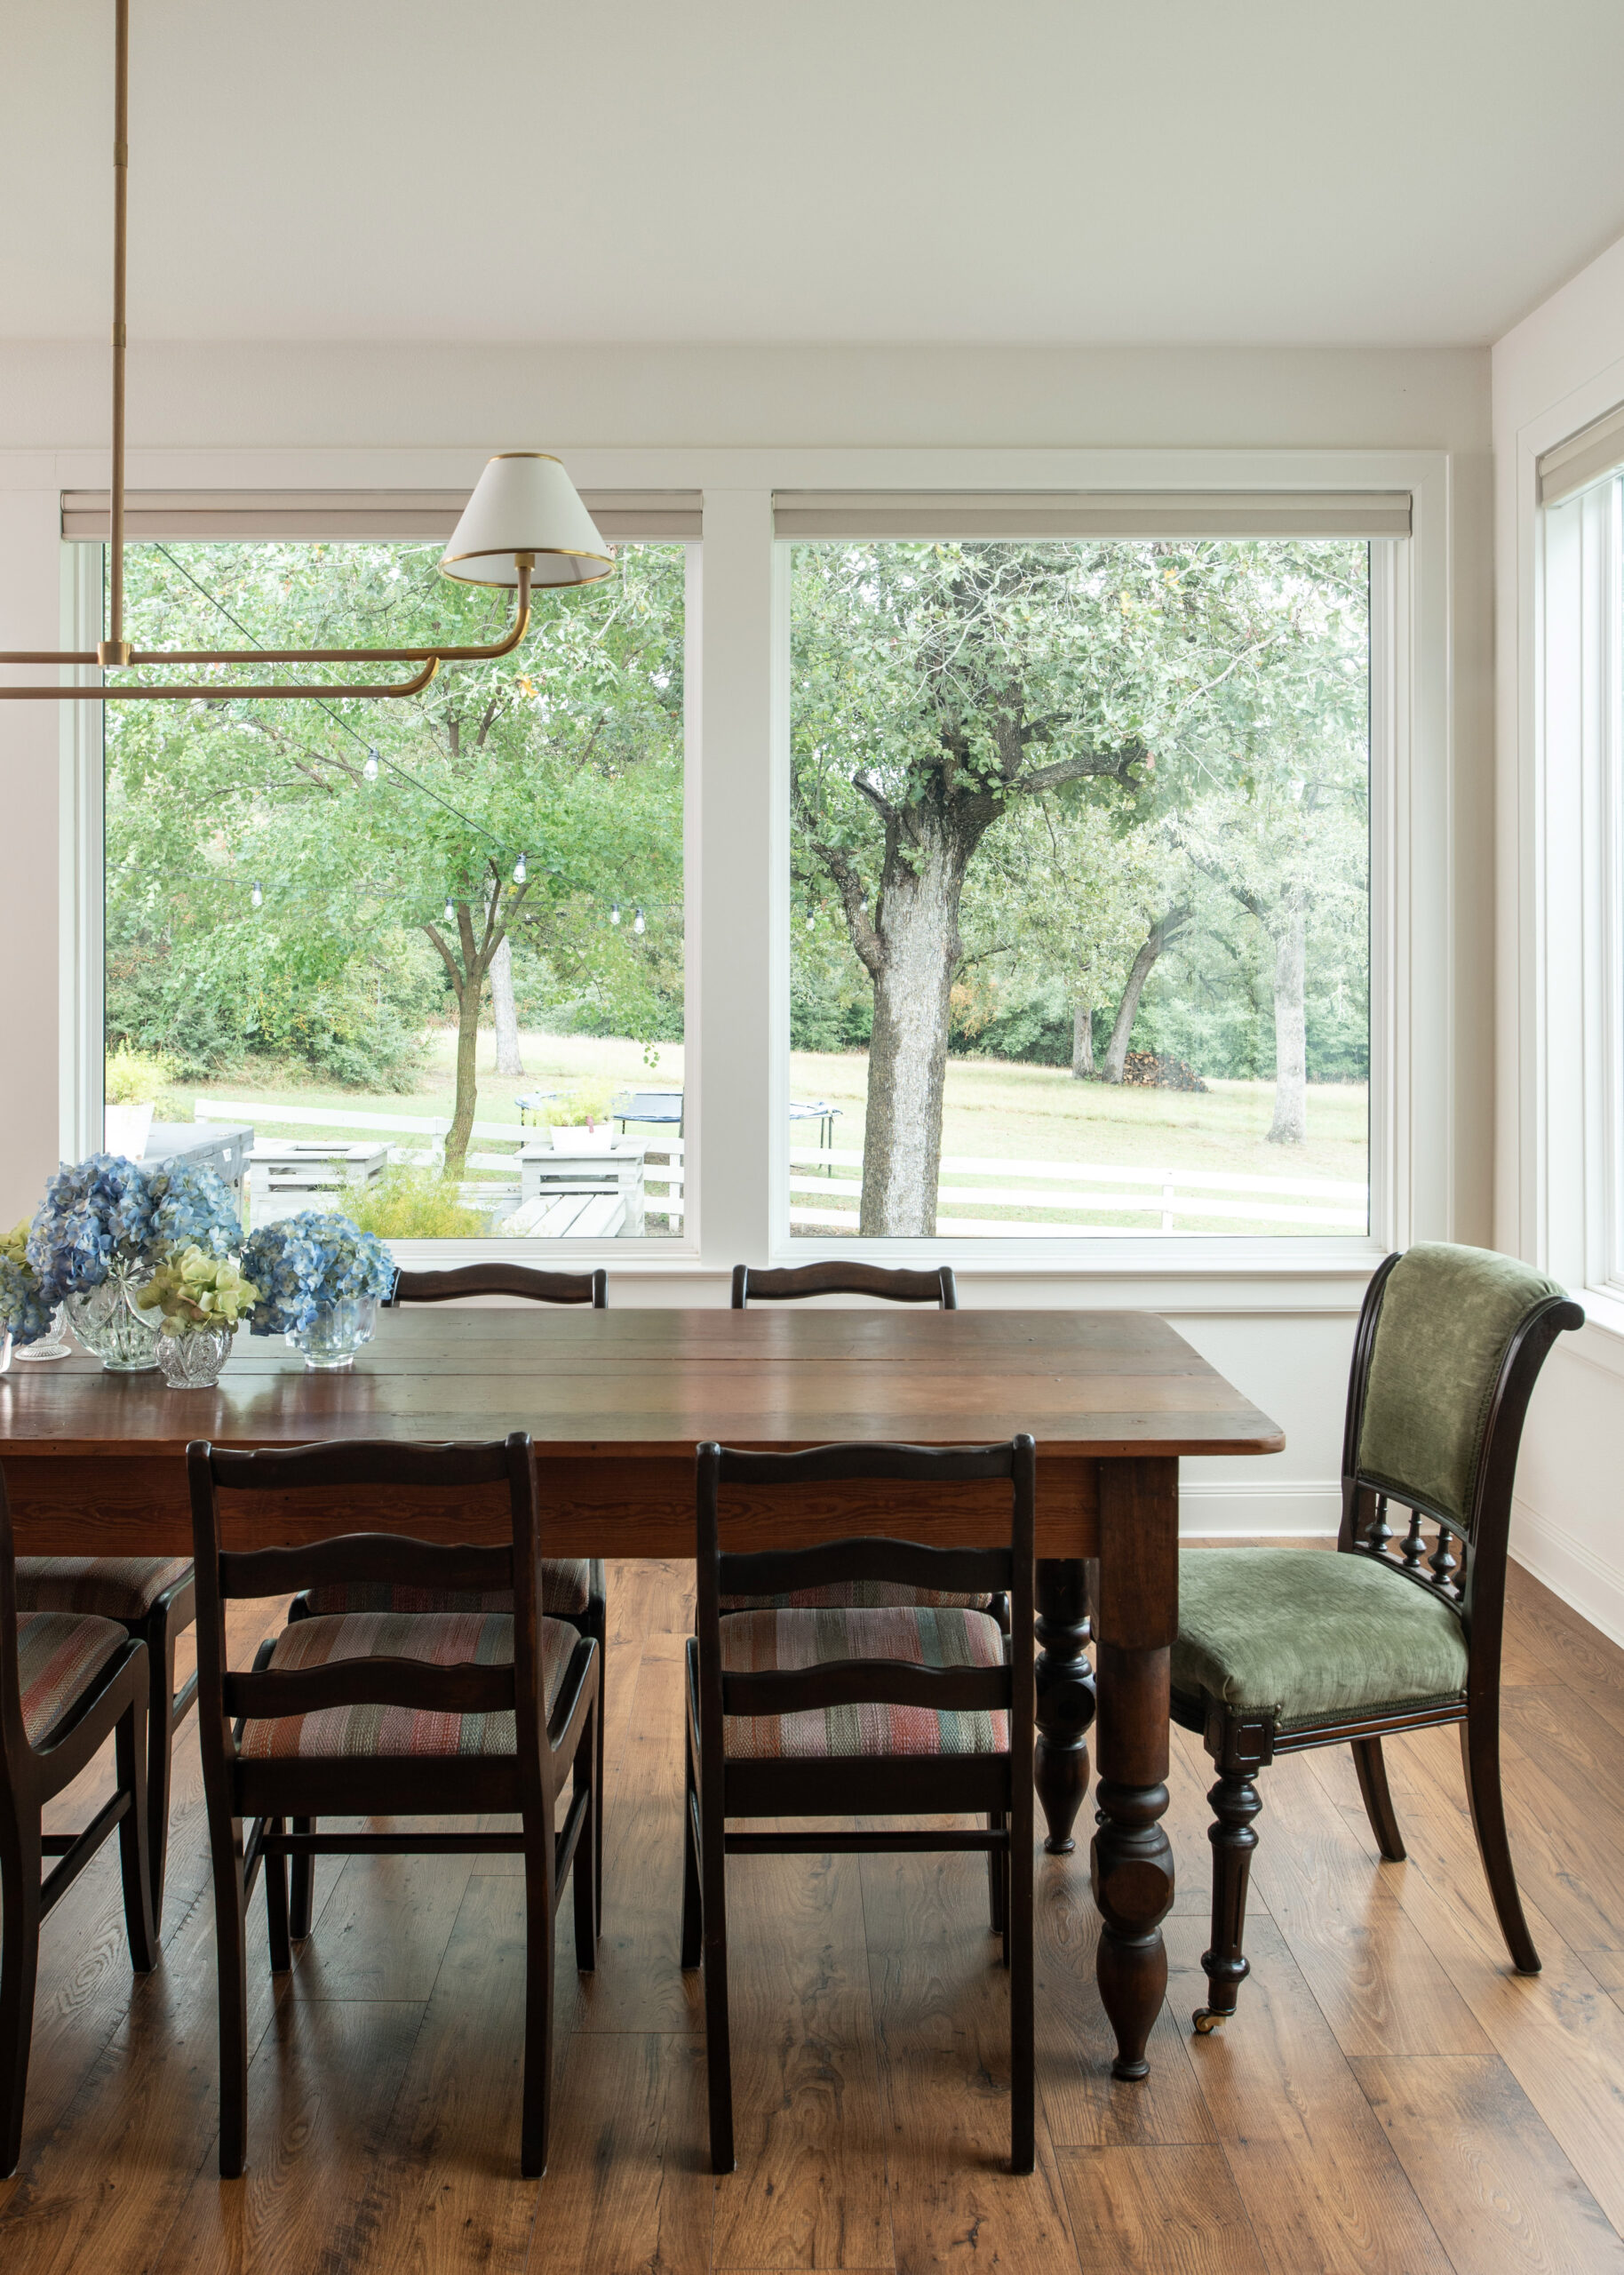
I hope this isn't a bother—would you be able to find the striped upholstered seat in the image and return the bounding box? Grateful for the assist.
[18,1611,128,1745]
[17,1556,193,1623]
[714,1604,1009,1760]
[299,1556,592,1622]
[236,1609,576,1761]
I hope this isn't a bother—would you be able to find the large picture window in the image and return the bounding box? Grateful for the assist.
[102,538,689,1242]
[786,535,1371,1241]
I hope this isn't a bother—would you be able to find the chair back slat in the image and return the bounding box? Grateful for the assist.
[219,1535,513,1602]
[224,1658,515,1721]
[387,1263,606,1308]
[722,1663,1009,1720]
[208,1439,515,1493]
[720,1536,1009,1603]
[731,1262,956,1309]
[715,1441,1011,1489]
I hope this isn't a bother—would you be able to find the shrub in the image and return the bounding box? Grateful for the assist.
[342,1171,485,1240]
[105,1044,172,1105]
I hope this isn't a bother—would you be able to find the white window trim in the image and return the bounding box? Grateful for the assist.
[59,442,1452,1300]
[1529,468,1624,1323]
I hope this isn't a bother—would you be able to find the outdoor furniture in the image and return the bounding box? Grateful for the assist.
[788,1098,842,1152]
[612,1087,684,1135]
[246,1140,387,1227]
[516,1139,646,1236]
[1174,1242,1582,2033]
[291,1261,610,1939]
[1,1464,158,2177]
[141,1121,256,1197]
[0,1305,1283,2086]
[514,1091,560,1128]
[187,1432,600,2178]
[684,1436,1037,2174]
[12,1554,195,1929]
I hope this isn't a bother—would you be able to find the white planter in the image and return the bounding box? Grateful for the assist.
[104,1100,155,1161]
[549,1125,617,1153]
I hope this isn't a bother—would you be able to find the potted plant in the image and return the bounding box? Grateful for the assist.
[0,1220,55,1373]
[134,1245,262,1388]
[549,1079,618,1154]
[28,1155,244,1372]
[103,1045,171,1161]
[240,1209,396,1369]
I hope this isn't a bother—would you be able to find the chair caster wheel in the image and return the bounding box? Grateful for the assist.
[1192,2008,1226,2034]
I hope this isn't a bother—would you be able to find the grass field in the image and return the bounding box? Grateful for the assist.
[164,1027,1369,1240]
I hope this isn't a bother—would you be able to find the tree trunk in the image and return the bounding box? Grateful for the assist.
[445,970,482,1179]
[1266,905,1308,1145]
[1101,907,1188,1083]
[490,934,523,1077]
[1071,999,1095,1078]
[859,837,969,1238]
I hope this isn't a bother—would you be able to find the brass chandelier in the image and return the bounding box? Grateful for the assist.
[0,0,614,705]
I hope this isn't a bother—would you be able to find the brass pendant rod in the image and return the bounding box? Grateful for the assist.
[102,0,130,667]
[0,4,540,703]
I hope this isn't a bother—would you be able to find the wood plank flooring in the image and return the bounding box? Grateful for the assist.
[7,1550,1624,2274]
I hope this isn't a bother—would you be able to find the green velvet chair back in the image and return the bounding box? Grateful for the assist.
[1340,1245,1581,1665]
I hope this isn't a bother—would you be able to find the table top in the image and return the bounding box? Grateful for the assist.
[0,1306,1283,1463]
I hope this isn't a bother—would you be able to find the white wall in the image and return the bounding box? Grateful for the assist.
[0,339,1493,1536]
[1494,239,1624,1643]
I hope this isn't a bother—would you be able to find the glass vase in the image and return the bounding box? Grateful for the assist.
[287,1293,378,1371]
[156,1323,233,1389]
[0,1329,10,1374]
[12,1303,73,1361]
[64,1265,161,1373]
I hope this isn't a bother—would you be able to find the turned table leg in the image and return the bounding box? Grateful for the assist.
[1091,1458,1177,2081]
[1034,1557,1096,1853]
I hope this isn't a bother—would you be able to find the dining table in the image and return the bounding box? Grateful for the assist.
[0,1302,1283,2083]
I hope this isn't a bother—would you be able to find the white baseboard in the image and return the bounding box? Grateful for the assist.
[1179,1478,1341,1538]
[1510,1496,1624,1651]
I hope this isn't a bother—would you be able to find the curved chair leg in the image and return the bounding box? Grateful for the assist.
[573,1699,598,1976]
[680,1739,703,1973]
[0,1813,43,2180]
[586,1568,606,1938]
[1461,1712,1540,1974]
[114,1689,159,1975]
[988,1808,1007,1936]
[211,1817,251,2178]
[1351,1735,1406,1863]
[1195,1768,1262,2033]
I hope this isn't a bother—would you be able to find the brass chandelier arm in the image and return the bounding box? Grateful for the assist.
[0,658,442,702]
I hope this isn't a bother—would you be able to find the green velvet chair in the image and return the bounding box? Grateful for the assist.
[1172,1242,1582,2033]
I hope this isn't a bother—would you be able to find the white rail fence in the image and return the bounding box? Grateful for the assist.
[788,1146,1365,1235]
[195,1098,1363,1237]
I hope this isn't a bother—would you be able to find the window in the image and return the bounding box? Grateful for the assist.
[101,535,689,1244]
[785,533,1372,1241]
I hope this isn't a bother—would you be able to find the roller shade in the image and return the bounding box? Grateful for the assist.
[774,490,1411,540]
[60,490,703,542]
[1537,407,1624,509]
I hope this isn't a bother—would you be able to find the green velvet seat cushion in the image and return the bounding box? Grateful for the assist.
[1173,1548,1469,1730]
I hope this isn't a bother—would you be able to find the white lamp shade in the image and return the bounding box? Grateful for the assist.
[441,453,615,589]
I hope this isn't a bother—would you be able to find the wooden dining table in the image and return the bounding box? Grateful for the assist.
[0,1303,1282,2083]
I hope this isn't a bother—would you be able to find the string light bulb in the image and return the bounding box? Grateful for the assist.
[609,903,621,926]
[363,748,379,782]
[512,852,528,883]
[251,881,264,909]
[806,911,816,931]
[443,901,456,924]
[633,906,645,936]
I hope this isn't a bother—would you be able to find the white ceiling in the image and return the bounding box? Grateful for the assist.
[6,0,1624,348]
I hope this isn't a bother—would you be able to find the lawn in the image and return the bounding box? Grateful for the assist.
[168,1028,1368,1240]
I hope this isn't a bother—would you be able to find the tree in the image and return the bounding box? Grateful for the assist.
[107,538,686,1177]
[792,544,1160,1233]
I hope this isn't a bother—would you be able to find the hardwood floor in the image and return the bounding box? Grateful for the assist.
[6,1550,1624,2273]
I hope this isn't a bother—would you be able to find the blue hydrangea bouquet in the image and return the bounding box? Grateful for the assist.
[27,1153,248,1371]
[0,1218,55,1356]
[240,1210,396,1369]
